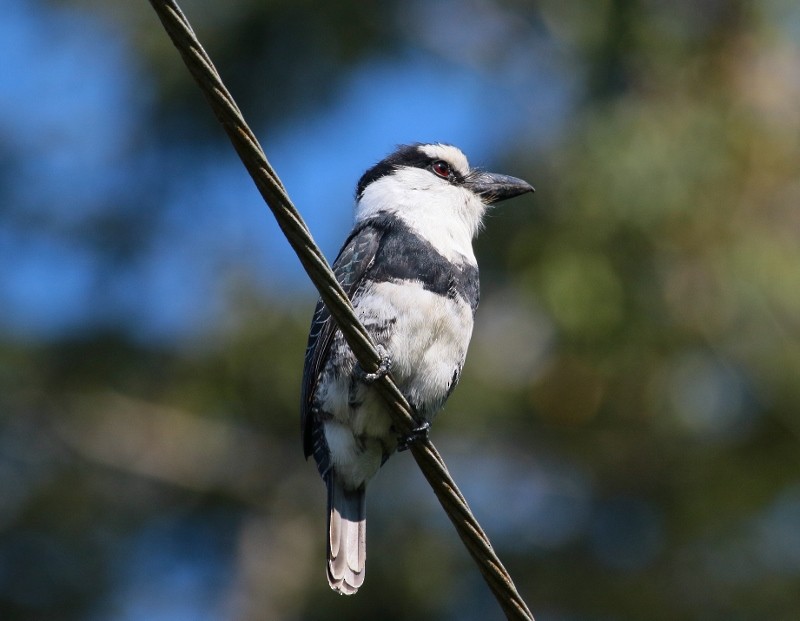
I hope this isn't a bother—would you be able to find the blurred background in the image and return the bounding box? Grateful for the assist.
[2,0,800,619]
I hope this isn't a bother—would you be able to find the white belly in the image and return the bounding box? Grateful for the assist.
[317,280,474,487]
[364,280,473,411]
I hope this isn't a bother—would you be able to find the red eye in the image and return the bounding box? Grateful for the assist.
[432,160,451,178]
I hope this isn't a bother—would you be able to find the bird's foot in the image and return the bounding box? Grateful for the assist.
[357,346,393,383]
[397,421,431,452]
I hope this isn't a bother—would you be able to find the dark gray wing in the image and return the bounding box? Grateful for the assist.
[301,220,386,460]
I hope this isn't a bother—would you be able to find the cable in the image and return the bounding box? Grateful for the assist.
[147,2,535,618]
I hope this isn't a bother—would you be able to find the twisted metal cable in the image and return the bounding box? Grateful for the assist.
[147,2,535,619]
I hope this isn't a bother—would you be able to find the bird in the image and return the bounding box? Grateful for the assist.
[300,143,534,594]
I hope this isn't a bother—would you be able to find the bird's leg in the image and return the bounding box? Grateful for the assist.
[355,344,393,383]
[397,420,430,452]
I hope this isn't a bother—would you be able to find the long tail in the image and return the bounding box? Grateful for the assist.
[326,473,366,595]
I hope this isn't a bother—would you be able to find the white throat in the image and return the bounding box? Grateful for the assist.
[356,167,486,264]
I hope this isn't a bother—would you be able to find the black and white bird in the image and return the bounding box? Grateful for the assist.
[300,143,534,594]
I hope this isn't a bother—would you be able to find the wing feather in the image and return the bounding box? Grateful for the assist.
[300,220,386,460]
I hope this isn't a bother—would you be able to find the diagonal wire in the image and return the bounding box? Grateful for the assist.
[146,2,535,619]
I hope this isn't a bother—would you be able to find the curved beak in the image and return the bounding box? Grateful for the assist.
[464,171,535,205]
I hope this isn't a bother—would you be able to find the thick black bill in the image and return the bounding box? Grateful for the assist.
[465,171,535,204]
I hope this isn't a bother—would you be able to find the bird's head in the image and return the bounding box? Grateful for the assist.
[354,143,534,240]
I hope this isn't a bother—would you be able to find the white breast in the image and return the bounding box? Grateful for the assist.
[356,280,474,414]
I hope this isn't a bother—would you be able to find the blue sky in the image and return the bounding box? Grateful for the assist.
[0,0,572,341]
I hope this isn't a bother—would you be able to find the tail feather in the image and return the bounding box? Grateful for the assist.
[326,475,366,595]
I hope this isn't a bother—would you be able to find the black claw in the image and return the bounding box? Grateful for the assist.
[397,421,431,452]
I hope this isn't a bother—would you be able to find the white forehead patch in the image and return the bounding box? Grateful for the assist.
[419,143,471,177]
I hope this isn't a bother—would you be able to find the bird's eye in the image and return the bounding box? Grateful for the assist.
[431,160,451,179]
